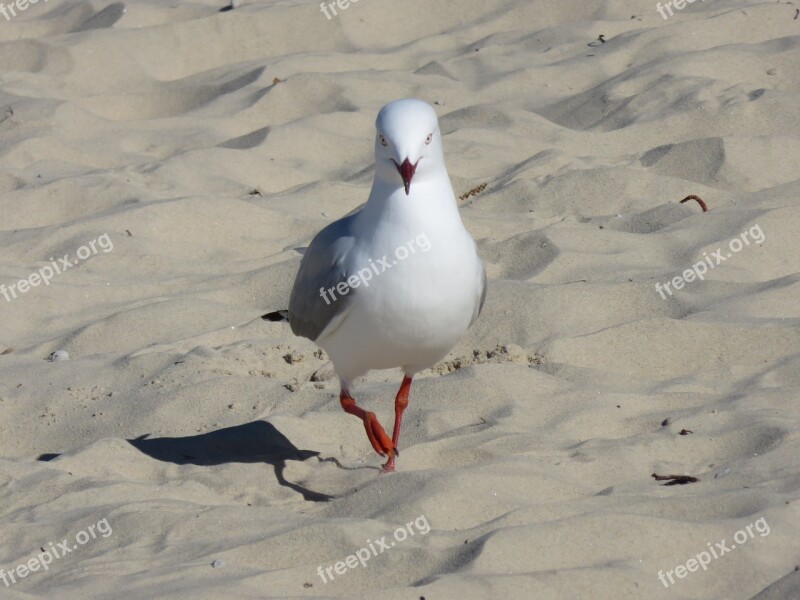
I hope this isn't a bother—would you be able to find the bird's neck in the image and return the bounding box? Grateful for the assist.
[362,174,462,230]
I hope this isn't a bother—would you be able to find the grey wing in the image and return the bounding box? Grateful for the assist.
[288,213,359,342]
[470,258,487,327]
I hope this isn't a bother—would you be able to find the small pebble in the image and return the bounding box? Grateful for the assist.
[283,351,303,364]
[48,350,69,362]
[211,559,225,568]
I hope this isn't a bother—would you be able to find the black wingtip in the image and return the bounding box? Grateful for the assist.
[262,310,289,322]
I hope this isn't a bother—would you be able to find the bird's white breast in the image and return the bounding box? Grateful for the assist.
[318,185,482,381]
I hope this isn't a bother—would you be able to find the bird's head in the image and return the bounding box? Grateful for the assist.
[374,99,444,196]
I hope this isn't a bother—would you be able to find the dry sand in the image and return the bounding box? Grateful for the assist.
[1,0,799,598]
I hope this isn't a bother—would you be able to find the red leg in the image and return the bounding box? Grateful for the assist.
[383,375,413,472]
[340,389,395,459]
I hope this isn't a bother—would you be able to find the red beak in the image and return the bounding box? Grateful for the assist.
[394,158,417,195]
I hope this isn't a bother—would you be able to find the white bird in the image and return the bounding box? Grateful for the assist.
[289,99,486,471]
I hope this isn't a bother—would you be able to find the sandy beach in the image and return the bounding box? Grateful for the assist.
[1,0,799,598]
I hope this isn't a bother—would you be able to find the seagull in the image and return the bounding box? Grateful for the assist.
[288,98,486,472]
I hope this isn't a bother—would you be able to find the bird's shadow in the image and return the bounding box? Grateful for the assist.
[127,420,333,502]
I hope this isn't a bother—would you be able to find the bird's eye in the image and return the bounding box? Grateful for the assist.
[379,135,388,147]
[425,133,433,145]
